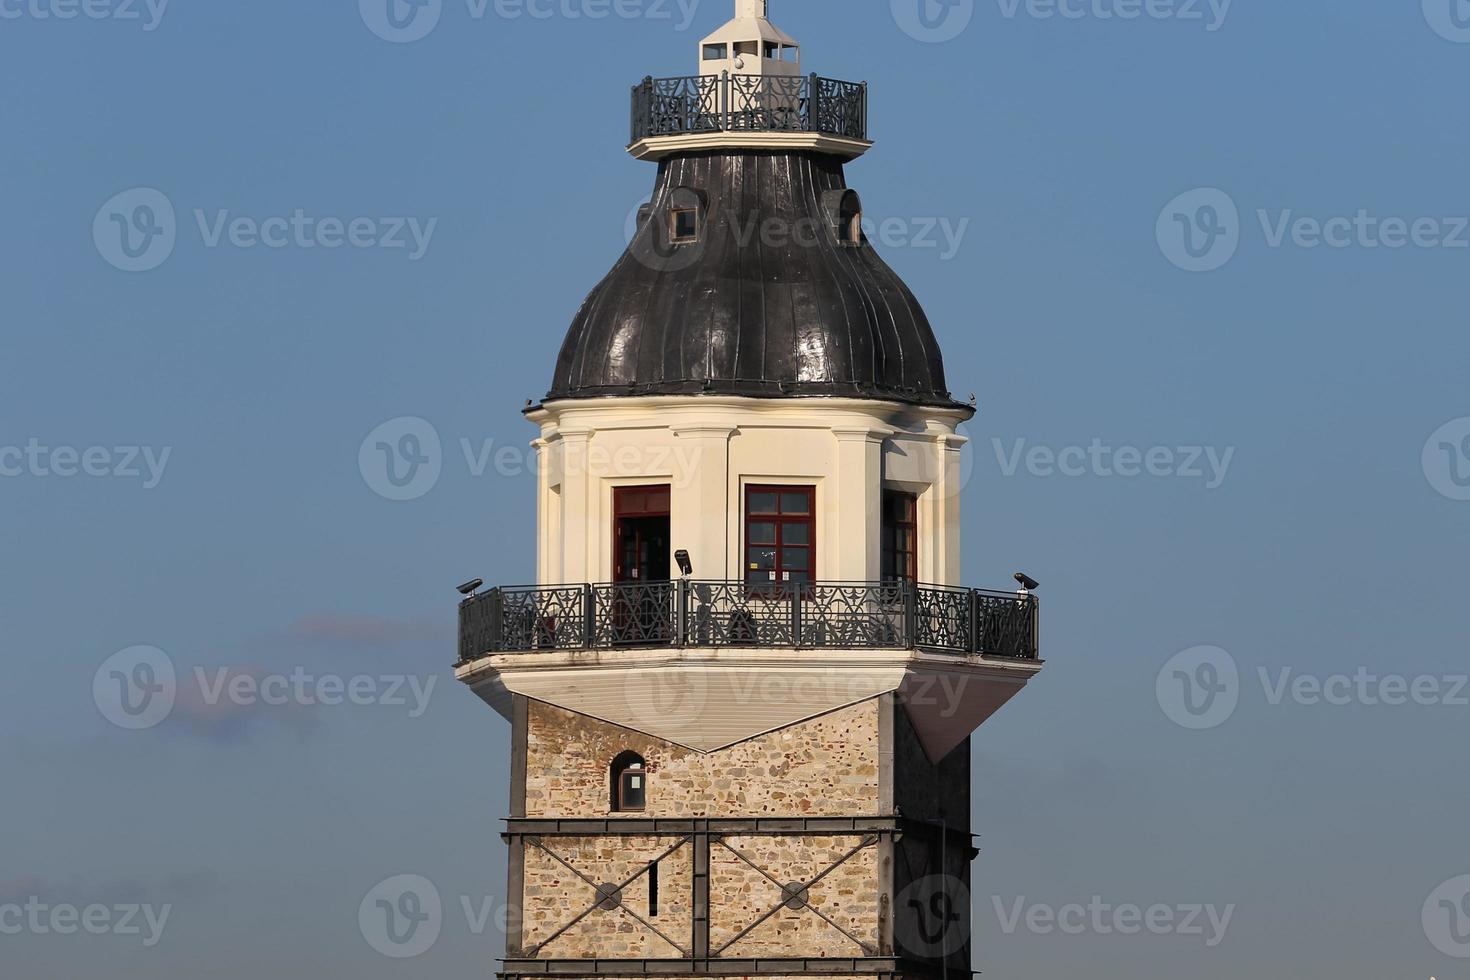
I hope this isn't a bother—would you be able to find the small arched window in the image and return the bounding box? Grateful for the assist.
[822,189,863,247]
[611,751,647,812]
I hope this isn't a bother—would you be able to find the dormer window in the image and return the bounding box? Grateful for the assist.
[670,208,699,244]
[611,751,647,812]
[822,189,864,247]
[703,43,727,60]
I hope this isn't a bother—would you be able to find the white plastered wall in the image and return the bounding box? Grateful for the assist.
[527,396,973,587]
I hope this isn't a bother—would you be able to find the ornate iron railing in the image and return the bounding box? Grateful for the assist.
[631,73,868,143]
[458,581,1038,664]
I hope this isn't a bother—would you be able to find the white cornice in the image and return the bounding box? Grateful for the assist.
[457,648,1042,758]
[536,394,975,426]
[627,131,874,162]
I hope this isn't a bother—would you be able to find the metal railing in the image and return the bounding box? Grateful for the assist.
[458,580,1038,664]
[630,73,868,143]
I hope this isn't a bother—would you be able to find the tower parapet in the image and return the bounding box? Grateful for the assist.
[629,0,868,161]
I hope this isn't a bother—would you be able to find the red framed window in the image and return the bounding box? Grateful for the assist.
[745,486,815,585]
[881,491,918,583]
[614,485,671,583]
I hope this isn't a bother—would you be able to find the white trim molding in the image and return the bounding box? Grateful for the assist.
[627,131,874,162]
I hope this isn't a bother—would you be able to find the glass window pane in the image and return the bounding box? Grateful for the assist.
[748,547,776,569]
[749,491,778,514]
[782,548,808,570]
[782,523,809,545]
[672,209,698,242]
[749,522,777,545]
[780,492,810,514]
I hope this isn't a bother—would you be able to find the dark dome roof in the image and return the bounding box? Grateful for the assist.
[547,150,960,408]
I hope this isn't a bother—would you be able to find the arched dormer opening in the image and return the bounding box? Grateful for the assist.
[611,751,648,812]
[822,188,863,246]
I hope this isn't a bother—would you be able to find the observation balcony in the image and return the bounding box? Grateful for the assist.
[457,580,1039,665]
[630,73,868,143]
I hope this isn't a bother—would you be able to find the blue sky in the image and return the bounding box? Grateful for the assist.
[4,0,1470,976]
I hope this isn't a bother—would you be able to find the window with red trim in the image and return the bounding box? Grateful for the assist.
[744,486,814,585]
[881,491,918,583]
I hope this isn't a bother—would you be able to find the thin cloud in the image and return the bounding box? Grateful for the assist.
[287,614,446,649]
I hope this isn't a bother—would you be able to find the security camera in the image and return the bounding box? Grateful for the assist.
[457,578,485,597]
[1013,572,1039,592]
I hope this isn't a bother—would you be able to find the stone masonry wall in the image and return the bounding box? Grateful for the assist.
[524,699,881,818]
[523,834,694,959]
[518,698,885,960]
[709,835,879,957]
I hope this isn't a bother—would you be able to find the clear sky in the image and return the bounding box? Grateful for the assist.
[4,0,1469,977]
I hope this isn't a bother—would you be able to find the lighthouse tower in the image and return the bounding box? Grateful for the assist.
[456,5,1045,980]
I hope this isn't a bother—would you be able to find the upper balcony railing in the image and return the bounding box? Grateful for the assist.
[630,73,868,144]
[457,580,1038,665]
